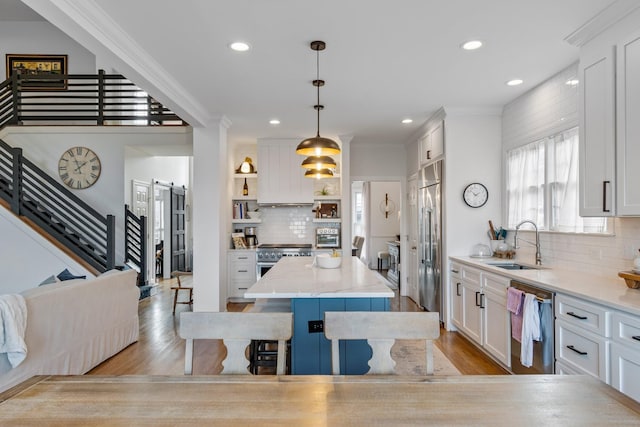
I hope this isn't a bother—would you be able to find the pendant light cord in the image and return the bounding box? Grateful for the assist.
[316,47,321,137]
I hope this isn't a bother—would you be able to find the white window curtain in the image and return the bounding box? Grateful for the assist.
[506,140,545,228]
[506,126,606,233]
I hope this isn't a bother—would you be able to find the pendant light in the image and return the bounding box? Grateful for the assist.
[300,155,336,170]
[296,40,341,158]
[304,168,334,179]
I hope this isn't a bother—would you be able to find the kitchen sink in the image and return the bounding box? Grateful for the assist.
[487,262,539,270]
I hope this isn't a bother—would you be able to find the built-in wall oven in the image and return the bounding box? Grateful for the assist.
[510,280,555,374]
[256,244,312,279]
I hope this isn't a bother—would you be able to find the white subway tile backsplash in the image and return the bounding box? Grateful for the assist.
[511,218,640,277]
[247,206,341,246]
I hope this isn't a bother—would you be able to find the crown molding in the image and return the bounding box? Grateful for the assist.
[23,0,212,127]
[564,0,640,47]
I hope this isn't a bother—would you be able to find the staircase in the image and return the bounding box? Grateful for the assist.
[0,70,180,281]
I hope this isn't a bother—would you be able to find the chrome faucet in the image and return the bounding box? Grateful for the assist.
[514,220,542,265]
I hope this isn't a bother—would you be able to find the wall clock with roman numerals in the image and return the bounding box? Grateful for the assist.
[58,146,102,189]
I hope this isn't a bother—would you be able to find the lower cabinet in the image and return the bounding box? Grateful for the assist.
[449,262,510,367]
[227,250,257,300]
[610,311,640,402]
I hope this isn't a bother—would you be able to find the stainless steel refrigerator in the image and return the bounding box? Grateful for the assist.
[418,160,443,321]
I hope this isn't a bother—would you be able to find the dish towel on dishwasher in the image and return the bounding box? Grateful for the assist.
[507,287,524,342]
[521,293,541,368]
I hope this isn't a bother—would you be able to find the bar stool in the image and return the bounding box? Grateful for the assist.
[377,251,389,270]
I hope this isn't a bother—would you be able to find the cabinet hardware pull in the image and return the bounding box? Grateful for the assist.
[427,150,432,160]
[480,293,485,309]
[475,291,480,307]
[239,256,248,260]
[566,345,587,356]
[456,282,461,296]
[451,269,459,274]
[632,336,640,342]
[238,270,248,273]
[603,181,610,213]
[567,311,587,320]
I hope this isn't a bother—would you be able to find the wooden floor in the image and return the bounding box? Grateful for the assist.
[88,277,509,376]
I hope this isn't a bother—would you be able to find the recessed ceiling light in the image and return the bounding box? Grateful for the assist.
[566,79,579,86]
[506,79,524,86]
[401,118,413,124]
[461,40,483,50]
[269,119,280,125]
[229,42,250,52]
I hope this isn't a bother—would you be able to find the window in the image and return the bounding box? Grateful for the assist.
[506,126,607,233]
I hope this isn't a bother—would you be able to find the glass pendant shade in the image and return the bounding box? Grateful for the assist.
[304,168,334,179]
[300,155,337,170]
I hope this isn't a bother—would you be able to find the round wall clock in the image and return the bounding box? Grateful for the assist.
[58,146,102,189]
[463,182,488,208]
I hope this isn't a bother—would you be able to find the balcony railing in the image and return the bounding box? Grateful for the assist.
[0,70,186,128]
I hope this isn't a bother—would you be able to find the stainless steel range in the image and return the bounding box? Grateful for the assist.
[256,244,312,279]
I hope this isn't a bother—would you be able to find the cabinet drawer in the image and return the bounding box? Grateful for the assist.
[611,311,640,349]
[461,266,481,285]
[450,262,462,279]
[610,342,640,402]
[482,272,509,296]
[556,294,610,337]
[555,360,585,376]
[556,320,608,381]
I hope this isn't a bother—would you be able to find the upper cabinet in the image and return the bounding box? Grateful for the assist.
[257,139,314,205]
[579,47,616,217]
[419,120,444,166]
[616,30,640,215]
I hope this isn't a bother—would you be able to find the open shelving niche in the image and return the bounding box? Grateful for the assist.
[232,173,261,224]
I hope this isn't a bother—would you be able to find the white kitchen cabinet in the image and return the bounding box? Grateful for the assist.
[449,262,463,329]
[419,120,444,166]
[610,311,640,402]
[579,47,616,217]
[460,266,482,344]
[616,29,640,215]
[228,250,257,300]
[453,263,511,367]
[481,273,511,367]
[257,140,313,205]
[555,293,610,382]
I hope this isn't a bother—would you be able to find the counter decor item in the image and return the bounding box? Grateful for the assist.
[618,270,640,289]
[315,252,342,269]
[470,243,492,258]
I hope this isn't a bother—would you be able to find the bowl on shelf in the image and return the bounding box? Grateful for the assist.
[315,253,342,269]
[247,211,261,220]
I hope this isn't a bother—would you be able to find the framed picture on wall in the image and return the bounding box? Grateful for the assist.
[5,54,68,90]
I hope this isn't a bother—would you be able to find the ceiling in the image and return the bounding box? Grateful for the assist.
[9,0,617,146]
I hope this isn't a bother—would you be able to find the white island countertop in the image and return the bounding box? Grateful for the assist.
[245,256,395,299]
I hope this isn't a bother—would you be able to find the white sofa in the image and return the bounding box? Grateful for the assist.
[0,269,140,393]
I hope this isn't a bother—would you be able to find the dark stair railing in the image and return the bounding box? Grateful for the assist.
[0,138,115,272]
[0,69,187,128]
[125,204,147,285]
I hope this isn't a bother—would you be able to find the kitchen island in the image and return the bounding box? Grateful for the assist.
[245,256,394,374]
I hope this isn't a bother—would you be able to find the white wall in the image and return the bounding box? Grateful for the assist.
[444,109,503,258]
[350,143,406,177]
[0,205,93,294]
[367,181,401,267]
[0,21,96,77]
[0,126,191,264]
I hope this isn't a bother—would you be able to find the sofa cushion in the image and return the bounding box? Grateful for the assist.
[57,268,87,281]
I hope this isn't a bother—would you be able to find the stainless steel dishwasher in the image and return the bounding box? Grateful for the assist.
[510,280,555,374]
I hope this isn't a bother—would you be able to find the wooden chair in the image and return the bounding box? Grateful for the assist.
[170,270,193,315]
[324,311,440,375]
[179,312,293,375]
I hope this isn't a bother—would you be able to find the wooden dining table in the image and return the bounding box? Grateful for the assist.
[1,374,639,425]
